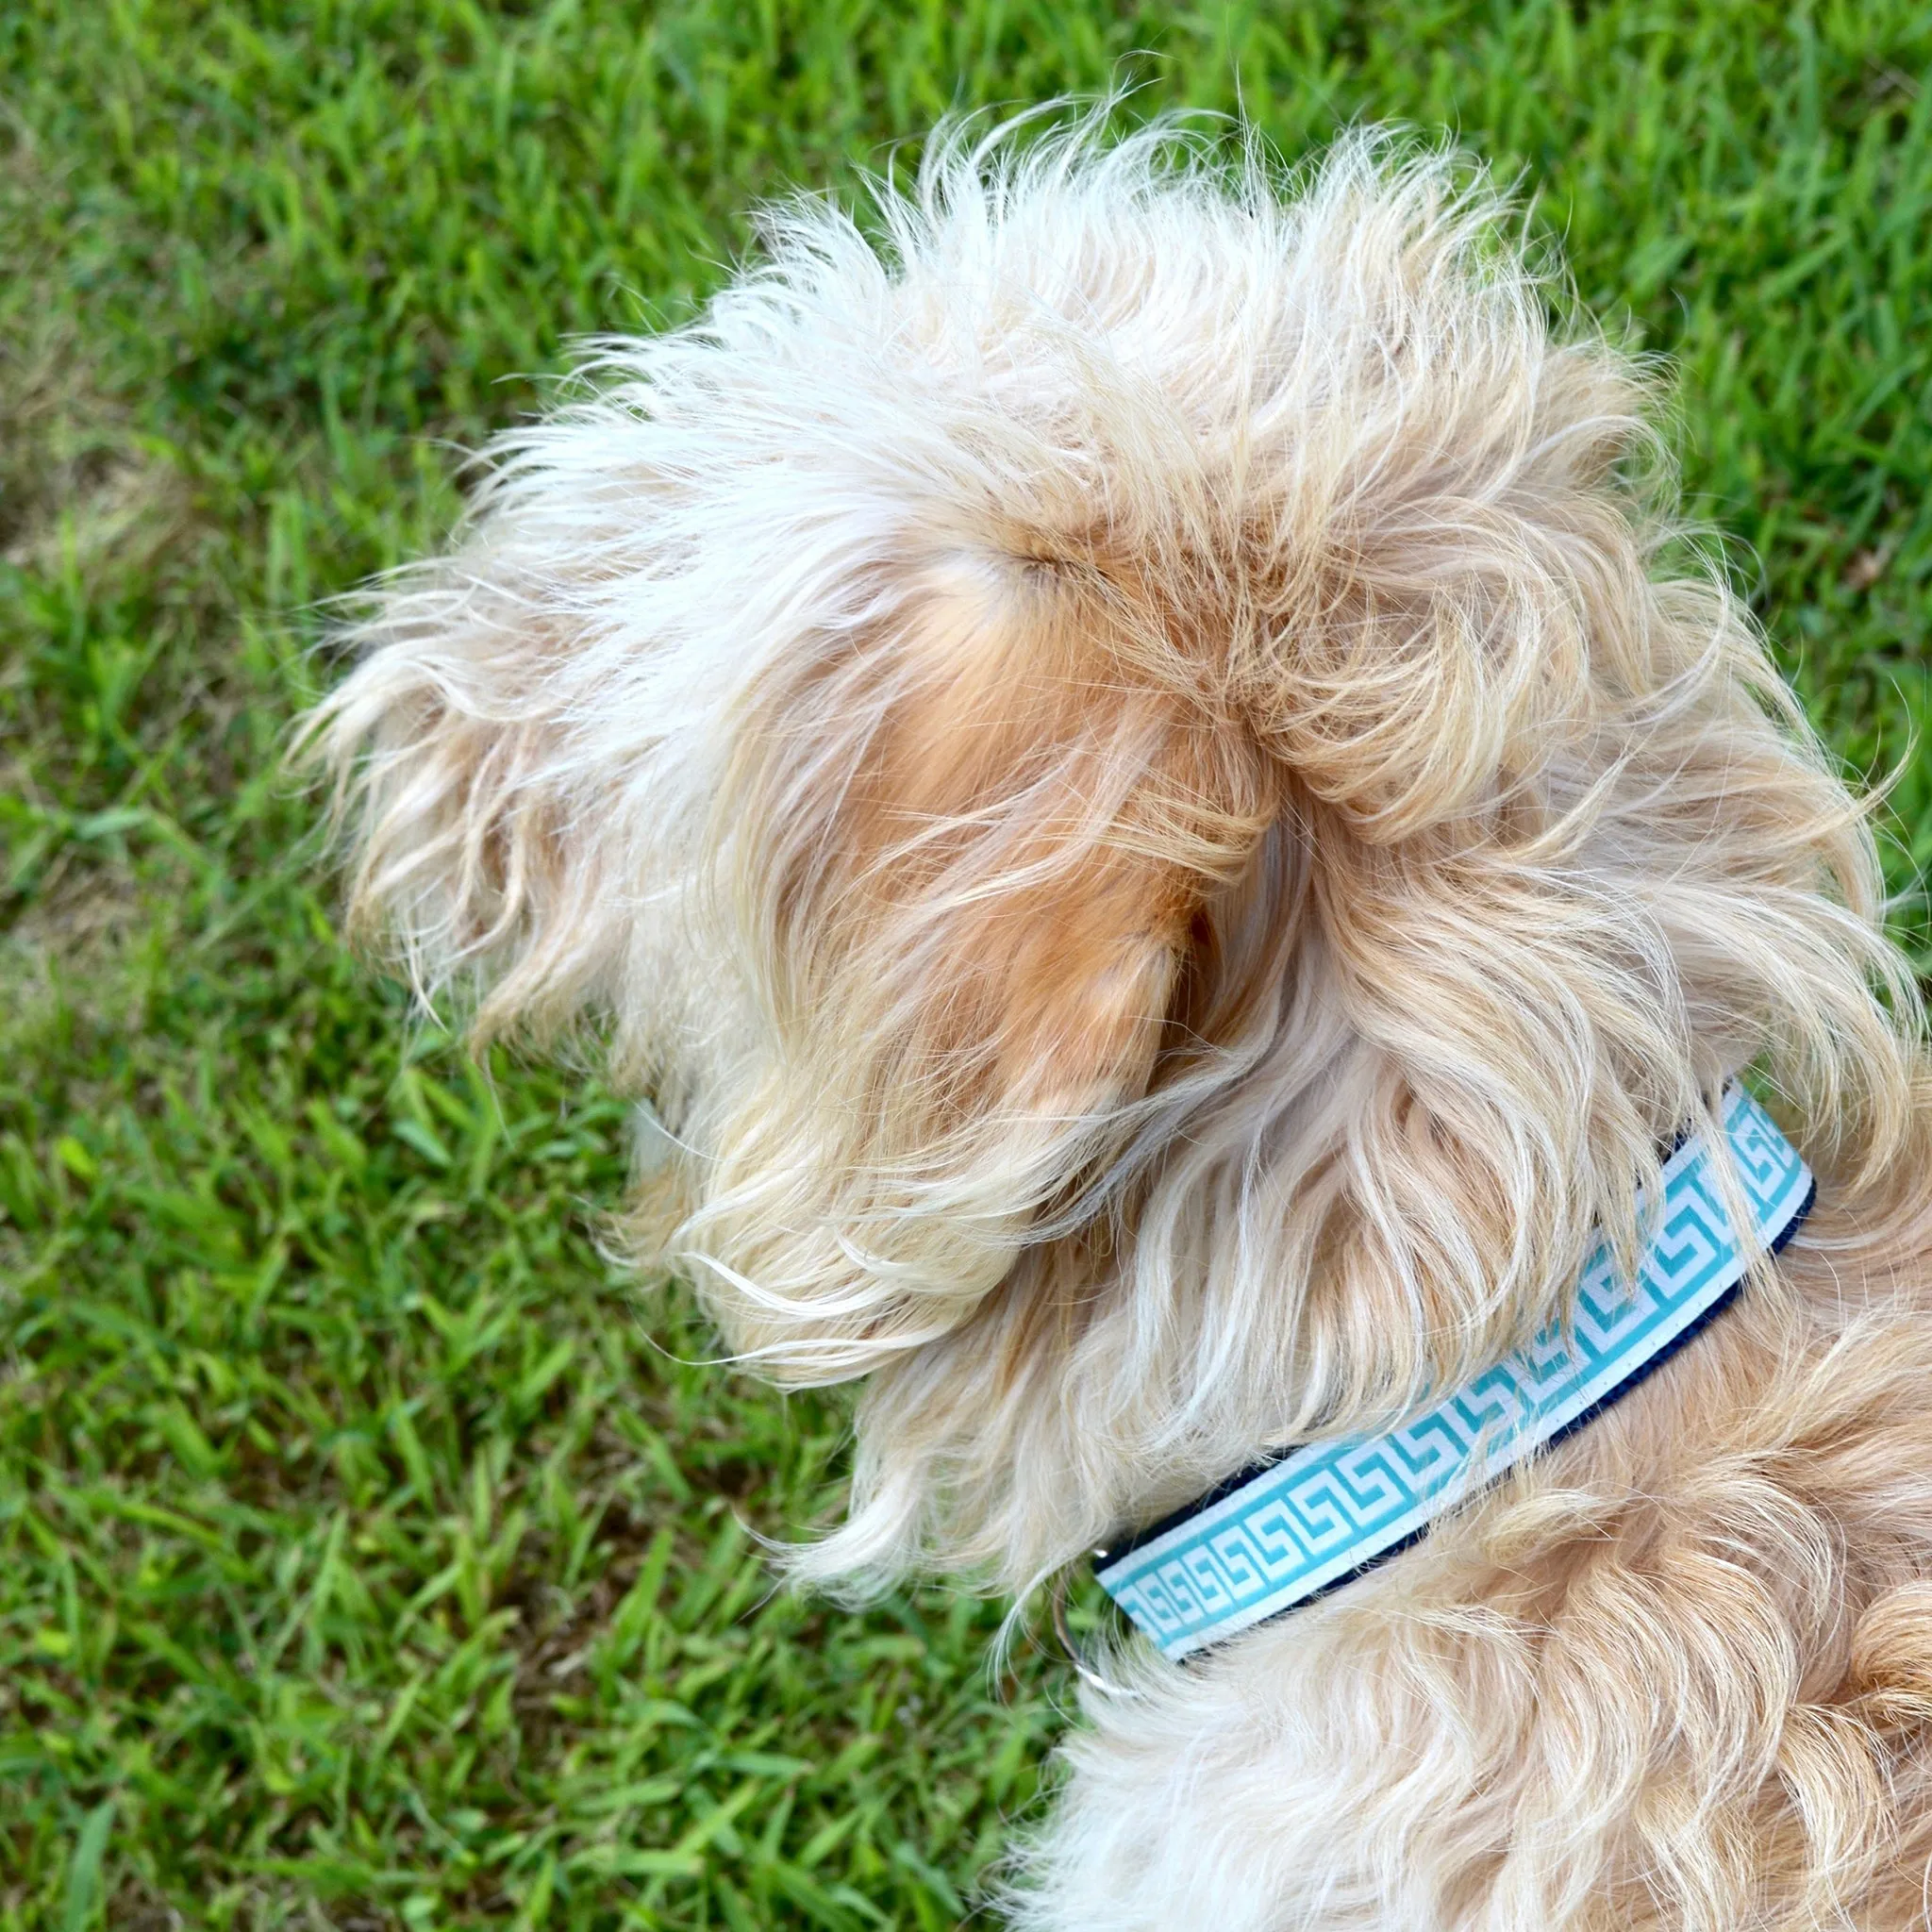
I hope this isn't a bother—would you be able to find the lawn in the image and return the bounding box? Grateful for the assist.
[1,1,1928,1925]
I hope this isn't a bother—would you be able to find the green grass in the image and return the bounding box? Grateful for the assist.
[2,1,1928,1924]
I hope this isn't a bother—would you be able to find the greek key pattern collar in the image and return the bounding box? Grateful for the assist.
[1094,1083,1815,1661]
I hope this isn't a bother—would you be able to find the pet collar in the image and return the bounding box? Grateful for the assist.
[1094,1082,1815,1662]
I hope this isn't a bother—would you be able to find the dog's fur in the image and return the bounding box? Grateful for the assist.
[310,121,1932,1928]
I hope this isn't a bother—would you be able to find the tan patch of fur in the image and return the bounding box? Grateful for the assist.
[806,560,1280,1117]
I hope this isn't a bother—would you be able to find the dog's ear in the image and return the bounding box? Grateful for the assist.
[673,552,1281,1377]
[309,528,1274,1383]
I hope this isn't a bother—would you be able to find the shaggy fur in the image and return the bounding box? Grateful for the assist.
[309,119,1932,1928]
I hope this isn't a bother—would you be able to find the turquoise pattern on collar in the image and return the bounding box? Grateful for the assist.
[1094,1083,1815,1661]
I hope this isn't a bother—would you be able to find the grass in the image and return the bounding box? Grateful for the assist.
[1,0,1928,1924]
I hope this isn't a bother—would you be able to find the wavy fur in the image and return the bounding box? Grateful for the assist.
[308,118,1932,1928]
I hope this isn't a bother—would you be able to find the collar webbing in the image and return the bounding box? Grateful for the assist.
[1094,1083,1815,1661]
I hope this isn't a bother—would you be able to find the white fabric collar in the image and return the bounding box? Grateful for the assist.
[1095,1082,1815,1661]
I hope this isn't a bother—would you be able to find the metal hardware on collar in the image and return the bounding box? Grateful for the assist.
[1094,1082,1816,1663]
[1048,1569,1144,1699]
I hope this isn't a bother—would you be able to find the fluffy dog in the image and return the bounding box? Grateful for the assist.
[311,120,1932,1928]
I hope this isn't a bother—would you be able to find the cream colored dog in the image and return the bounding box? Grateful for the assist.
[312,120,1932,1929]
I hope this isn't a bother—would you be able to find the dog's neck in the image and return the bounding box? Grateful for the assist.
[1093,1082,1815,1659]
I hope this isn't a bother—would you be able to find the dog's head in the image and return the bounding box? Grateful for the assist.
[311,124,1916,1585]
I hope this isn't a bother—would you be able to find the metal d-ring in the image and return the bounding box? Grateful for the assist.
[1049,1566,1144,1699]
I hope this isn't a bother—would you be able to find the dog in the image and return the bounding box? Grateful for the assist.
[310,119,1932,1929]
